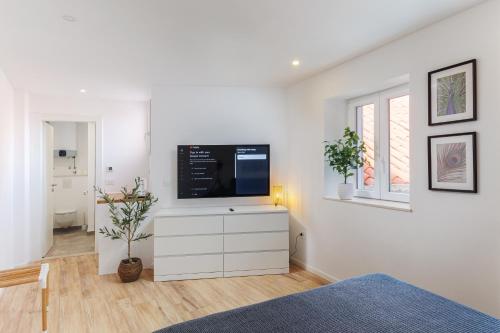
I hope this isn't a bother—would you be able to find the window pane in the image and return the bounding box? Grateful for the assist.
[356,104,375,191]
[389,95,410,193]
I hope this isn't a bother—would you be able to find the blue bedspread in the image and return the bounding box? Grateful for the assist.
[156,273,500,333]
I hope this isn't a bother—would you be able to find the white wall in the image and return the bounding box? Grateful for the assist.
[29,95,149,191]
[53,121,77,151]
[150,86,287,208]
[27,94,149,261]
[76,122,89,173]
[12,91,31,267]
[53,122,88,176]
[53,176,88,227]
[286,0,500,317]
[97,86,288,275]
[0,69,15,270]
[53,122,91,228]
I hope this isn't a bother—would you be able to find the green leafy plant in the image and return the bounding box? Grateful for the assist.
[324,127,367,184]
[97,177,158,264]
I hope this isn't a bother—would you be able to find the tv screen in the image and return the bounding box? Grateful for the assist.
[177,145,270,199]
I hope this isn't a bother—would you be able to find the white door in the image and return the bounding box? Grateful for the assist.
[87,122,96,234]
[42,122,54,256]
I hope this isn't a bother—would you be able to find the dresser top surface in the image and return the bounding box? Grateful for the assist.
[155,205,288,217]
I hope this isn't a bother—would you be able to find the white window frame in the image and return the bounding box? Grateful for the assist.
[347,84,410,203]
[349,93,380,199]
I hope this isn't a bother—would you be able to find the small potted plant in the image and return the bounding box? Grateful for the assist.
[324,127,366,200]
[97,177,158,283]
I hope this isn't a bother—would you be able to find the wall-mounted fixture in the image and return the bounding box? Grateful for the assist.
[273,184,284,207]
[54,150,77,158]
[62,15,77,22]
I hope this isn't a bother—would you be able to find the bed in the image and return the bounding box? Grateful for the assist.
[155,273,499,333]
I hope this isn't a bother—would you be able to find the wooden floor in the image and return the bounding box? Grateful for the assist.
[0,254,329,333]
[45,228,95,258]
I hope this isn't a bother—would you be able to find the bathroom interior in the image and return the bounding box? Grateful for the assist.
[45,121,95,258]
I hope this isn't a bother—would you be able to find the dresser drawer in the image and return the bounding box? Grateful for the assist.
[155,215,223,236]
[224,251,289,272]
[224,213,288,233]
[224,232,289,252]
[154,254,223,275]
[155,235,223,256]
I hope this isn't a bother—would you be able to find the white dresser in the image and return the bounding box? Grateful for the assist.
[154,205,289,281]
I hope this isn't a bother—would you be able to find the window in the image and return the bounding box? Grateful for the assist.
[348,85,410,202]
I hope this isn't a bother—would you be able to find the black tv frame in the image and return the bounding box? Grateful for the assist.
[177,144,270,199]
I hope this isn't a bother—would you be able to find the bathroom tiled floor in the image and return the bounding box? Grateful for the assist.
[45,227,95,257]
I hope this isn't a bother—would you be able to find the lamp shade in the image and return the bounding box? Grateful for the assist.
[272,185,284,206]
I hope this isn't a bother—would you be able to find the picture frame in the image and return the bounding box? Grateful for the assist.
[428,132,477,193]
[428,59,476,126]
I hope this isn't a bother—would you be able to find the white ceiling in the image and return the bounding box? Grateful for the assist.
[0,0,485,101]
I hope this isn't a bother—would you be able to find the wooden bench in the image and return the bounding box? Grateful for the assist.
[0,263,50,332]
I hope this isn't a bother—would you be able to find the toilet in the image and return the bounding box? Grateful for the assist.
[54,209,77,228]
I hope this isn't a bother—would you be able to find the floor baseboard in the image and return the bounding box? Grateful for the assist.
[43,251,96,260]
[290,257,340,283]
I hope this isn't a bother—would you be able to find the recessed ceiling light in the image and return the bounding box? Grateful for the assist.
[291,59,301,67]
[80,89,87,93]
[62,15,77,22]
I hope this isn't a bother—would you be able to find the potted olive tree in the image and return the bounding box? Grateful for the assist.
[97,177,158,282]
[324,127,366,200]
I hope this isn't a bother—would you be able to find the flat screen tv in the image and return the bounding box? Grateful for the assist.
[177,144,270,199]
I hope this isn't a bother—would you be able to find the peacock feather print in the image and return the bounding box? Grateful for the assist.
[437,72,466,117]
[436,143,467,183]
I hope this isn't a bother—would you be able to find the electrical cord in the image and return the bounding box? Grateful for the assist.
[290,232,303,257]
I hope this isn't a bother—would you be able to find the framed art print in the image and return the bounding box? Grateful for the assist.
[428,132,477,193]
[428,59,476,126]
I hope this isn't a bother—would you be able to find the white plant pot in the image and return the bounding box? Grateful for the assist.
[337,183,354,200]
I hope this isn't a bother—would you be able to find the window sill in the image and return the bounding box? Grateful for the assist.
[323,195,412,212]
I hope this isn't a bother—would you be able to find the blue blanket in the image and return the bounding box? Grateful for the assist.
[156,274,500,333]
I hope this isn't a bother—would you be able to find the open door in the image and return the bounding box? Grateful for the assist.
[87,122,96,234]
[42,122,54,257]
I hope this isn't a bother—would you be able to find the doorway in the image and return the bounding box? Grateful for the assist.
[42,121,97,258]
